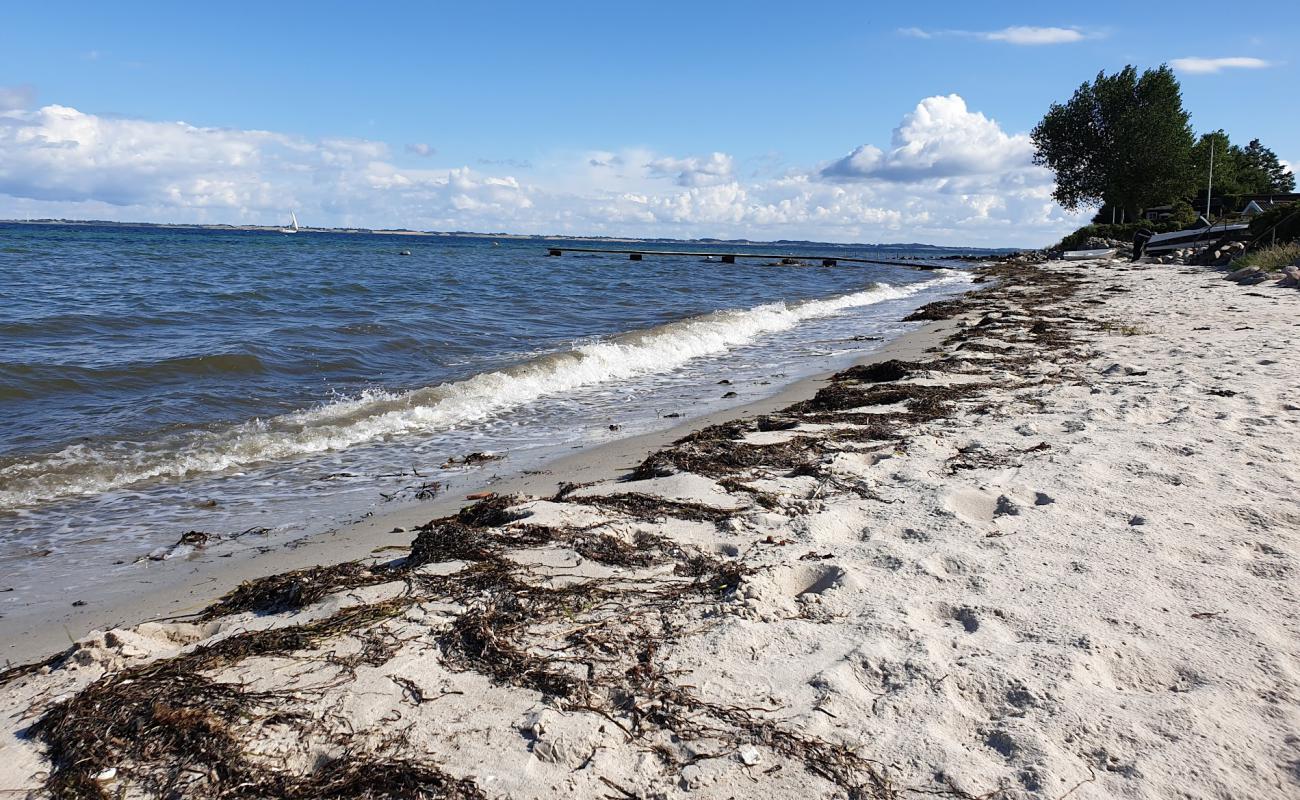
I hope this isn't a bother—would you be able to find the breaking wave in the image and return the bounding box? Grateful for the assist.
[0,275,961,508]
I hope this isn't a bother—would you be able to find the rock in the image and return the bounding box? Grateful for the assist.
[531,738,570,764]
[1129,515,1147,526]
[994,495,1021,517]
[722,391,738,398]
[1102,363,1147,377]
[94,768,118,783]
[737,745,762,766]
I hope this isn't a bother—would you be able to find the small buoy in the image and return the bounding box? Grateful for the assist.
[399,249,412,256]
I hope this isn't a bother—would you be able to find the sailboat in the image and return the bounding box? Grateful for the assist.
[280,211,300,235]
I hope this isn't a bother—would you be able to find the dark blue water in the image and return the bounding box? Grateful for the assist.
[0,222,981,600]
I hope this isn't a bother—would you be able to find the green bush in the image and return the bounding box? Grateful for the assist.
[1232,242,1300,271]
[1247,201,1300,244]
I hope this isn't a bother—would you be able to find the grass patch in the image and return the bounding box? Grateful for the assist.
[1232,242,1300,271]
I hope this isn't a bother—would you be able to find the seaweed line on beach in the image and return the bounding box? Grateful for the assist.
[5,259,1096,799]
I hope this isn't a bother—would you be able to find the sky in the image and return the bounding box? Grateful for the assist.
[1,0,1295,247]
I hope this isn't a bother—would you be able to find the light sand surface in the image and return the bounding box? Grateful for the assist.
[2,259,1297,799]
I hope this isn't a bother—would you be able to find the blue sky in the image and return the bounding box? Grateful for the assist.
[1,1,1295,246]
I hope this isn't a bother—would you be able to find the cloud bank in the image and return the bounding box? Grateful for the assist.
[0,90,1087,247]
[1169,56,1274,74]
[900,26,1092,45]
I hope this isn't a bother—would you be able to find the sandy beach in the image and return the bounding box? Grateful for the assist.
[2,257,1298,799]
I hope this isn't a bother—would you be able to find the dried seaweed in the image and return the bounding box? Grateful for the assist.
[833,359,922,383]
[202,562,395,619]
[32,601,417,800]
[903,299,966,321]
[559,491,738,525]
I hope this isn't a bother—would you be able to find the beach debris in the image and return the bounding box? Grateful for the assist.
[1129,515,1147,526]
[465,490,496,501]
[903,299,966,321]
[833,359,921,383]
[380,480,441,502]
[179,530,211,547]
[557,490,739,526]
[201,562,392,618]
[71,600,86,607]
[442,452,504,468]
[1101,363,1148,377]
[738,745,762,766]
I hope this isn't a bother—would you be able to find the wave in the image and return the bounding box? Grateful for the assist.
[0,353,269,398]
[0,274,966,508]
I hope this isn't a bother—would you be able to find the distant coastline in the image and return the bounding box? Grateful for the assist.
[0,218,1014,253]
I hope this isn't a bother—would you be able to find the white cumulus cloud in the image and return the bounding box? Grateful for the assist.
[0,98,1088,247]
[1169,56,1274,74]
[900,26,1091,45]
[821,94,1037,182]
[983,26,1085,45]
[645,152,735,187]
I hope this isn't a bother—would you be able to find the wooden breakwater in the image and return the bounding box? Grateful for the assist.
[544,246,948,269]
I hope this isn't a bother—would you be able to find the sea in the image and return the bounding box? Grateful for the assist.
[0,222,990,609]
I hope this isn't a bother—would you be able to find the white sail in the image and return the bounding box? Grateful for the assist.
[290,211,299,232]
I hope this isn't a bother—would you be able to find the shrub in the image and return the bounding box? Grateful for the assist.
[1247,201,1300,245]
[1232,242,1300,271]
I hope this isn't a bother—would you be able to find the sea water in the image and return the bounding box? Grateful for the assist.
[0,223,985,605]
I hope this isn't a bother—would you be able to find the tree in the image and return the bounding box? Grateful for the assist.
[1239,138,1295,193]
[1032,65,1196,220]
[1190,130,1245,197]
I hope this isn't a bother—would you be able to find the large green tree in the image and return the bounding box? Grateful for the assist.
[1190,130,1245,196]
[1190,132,1296,200]
[1032,65,1196,220]
[1239,138,1295,193]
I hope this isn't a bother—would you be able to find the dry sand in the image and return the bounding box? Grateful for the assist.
[1,258,1297,799]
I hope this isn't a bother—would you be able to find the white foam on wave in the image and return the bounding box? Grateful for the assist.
[0,273,969,508]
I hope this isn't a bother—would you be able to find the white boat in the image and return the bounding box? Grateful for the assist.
[280,211,300,235]
[1062,248,1118,261]
[1143,221,1248,254]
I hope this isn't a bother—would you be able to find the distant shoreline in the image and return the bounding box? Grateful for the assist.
[0,218,1015,253]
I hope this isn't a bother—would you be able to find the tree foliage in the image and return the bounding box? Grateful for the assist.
[1190,132,1296,197]
[1032,65,1195,219]
[1240,138,1295,193]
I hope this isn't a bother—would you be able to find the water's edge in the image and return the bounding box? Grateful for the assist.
[0,313,961,665]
